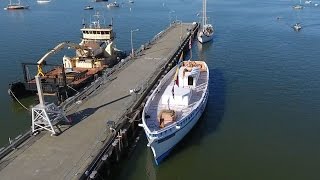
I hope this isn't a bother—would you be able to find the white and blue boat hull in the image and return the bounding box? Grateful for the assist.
[147,89,208,165]
[141,61,209,165]
[197,31,213,43]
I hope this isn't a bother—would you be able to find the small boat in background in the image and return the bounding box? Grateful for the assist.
[37,0,51,4]
[141,52,209,165]
[107,1,119,8]
[293,23,302,31]
[293,4,304,9]
[305,0,312,4]
[4,0,29,10]
[129,0,134,3]
[293,0,304,9]
[84,5,94,10]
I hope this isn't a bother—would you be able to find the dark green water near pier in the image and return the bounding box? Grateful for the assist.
[1,0,320,179]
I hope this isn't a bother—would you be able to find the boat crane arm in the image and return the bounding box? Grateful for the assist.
[36,41,86,76]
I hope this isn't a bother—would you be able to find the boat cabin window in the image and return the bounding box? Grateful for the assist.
[188,76,193,86]
[93,31,97,34]
[101,31,105,34]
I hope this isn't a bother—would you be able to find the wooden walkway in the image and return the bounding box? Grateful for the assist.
[0,22,198,180]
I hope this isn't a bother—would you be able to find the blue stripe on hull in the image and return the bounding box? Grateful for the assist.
[155,146,174,165]
[153,92,209,165]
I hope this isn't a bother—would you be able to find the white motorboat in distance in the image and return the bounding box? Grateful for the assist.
[37,0,51,4]
[293,4,304,9]
[107,1,119,8]
[197,0,214,43]
[84,5,94,10]
[141,58,209,165]
[4,0,29,10]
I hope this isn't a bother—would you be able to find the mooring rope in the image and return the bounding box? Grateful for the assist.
[8,89,30,111]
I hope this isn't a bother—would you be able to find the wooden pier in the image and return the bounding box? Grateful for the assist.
[0,22,199,180]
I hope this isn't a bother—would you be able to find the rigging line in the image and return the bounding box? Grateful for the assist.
[8,89,30,111]
[67,84,79,93]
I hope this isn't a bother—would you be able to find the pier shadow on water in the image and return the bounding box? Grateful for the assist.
[66,94,131,125]
[110,133,158,180]
[163,68,226,163]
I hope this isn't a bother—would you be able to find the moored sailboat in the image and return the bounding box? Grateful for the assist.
[197,0,214,43]
[140,51,209,165]
[293,0,304,9]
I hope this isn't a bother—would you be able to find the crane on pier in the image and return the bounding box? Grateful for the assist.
[36,41,87,76]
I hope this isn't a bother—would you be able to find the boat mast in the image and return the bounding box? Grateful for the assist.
[204,0,207,25]
[202,0,205,26]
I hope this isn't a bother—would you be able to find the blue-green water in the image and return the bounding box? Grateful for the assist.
[1,0,320,179]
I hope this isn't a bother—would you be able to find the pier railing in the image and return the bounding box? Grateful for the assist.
[0,129,32,161]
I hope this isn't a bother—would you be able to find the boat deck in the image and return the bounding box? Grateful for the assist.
[145,68,208,132]
[0,23,197,180]
[27,66,105,85]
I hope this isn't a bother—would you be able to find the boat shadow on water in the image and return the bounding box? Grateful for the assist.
[162,68,226,163]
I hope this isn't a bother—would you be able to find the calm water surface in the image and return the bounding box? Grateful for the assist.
[1,0,320,179]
